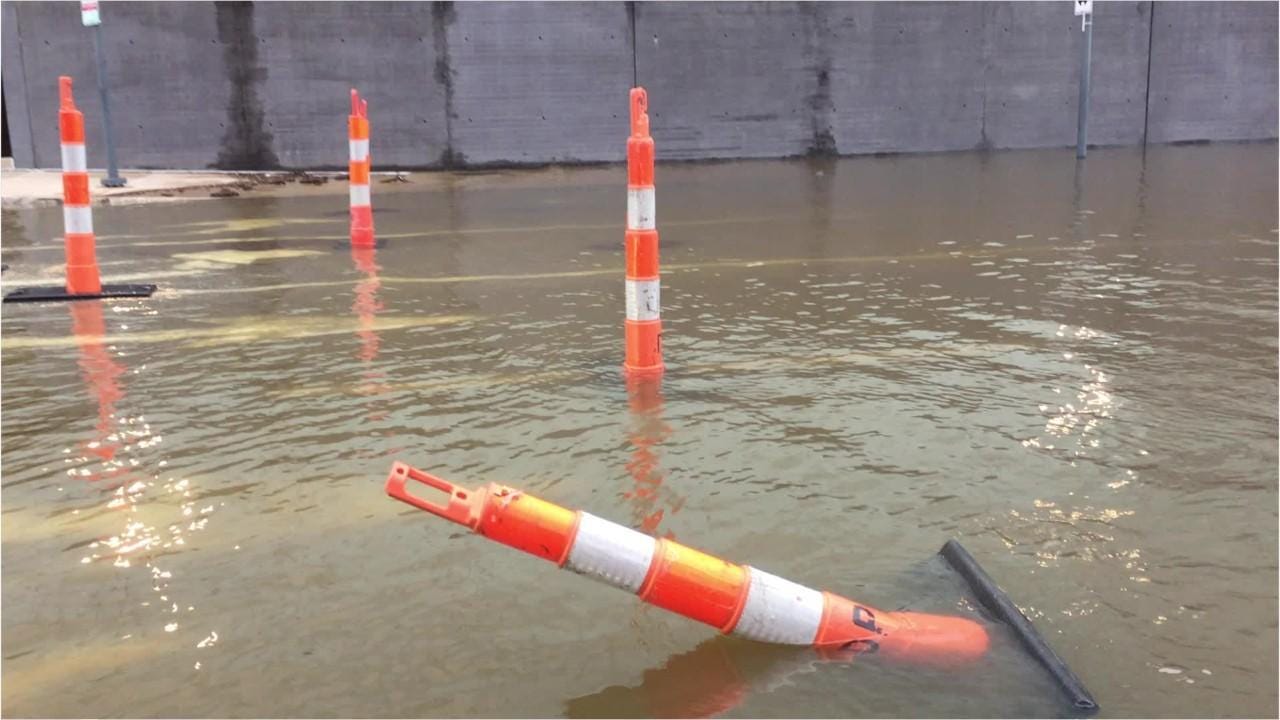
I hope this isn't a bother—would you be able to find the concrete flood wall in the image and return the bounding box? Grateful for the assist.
[2,1,1275,170]
[1145,1,1279,143]
[633,1,1156,158]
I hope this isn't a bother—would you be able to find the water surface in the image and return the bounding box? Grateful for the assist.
[2,143,1276,717]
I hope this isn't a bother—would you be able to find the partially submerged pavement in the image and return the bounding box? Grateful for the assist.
[0,168,358,209]
[0,166,601,210]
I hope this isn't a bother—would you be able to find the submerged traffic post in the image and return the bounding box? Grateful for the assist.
[385,462,990,664]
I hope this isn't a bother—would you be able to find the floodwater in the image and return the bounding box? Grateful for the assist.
[1,143,1276,718]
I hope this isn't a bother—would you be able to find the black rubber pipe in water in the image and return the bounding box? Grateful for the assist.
[940,539,1099,715]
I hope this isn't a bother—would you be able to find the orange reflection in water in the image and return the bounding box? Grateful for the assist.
[351,246,390,413]
[351,246,384,365]
[69,301,128,482]
[350,245,401,463]
[623,375,684,535]
[67,301,219,665]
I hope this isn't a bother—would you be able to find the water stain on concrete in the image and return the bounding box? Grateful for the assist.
[212,1,281,170]
[432,2,462,169]
[800,4,837,157]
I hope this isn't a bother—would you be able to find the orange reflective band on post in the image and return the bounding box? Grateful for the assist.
[60,113,85,144]
[66,264,102,296]
[63,173,91,206]
[626,230,660,279]
[638,538,750,632]
[627,139,654,188]
[64,234,98,266]
[349,161,370,186]
[349,115,369,141]
[624,321,662,374]
[478,491,581,565]
[384,462,580,565]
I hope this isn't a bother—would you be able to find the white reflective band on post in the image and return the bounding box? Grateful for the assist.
[731,567,825,645]
[349,184,370,207]
[61,144,87,172]
[627,187,656,230]
[63,205,93,235]
[349,139,369,161]
[565,512,657,593]
[625,278,660,322]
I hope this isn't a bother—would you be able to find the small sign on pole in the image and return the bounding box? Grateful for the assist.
[1074,0,1092,31]
[81,0,100,27]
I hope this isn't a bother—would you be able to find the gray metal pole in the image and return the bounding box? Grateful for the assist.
[92,23,125,187]
[1076,13,1093,159]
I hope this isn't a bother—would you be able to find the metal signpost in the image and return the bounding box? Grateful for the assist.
[82,0,125,187]
[1074,0,1093,159]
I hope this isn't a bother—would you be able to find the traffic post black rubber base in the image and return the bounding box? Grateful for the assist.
[3,284,157,303]
[940,540,1099,715]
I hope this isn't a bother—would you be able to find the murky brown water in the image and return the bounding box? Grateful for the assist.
[2,143,1276,718]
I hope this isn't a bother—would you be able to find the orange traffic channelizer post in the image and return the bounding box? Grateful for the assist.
[348,88,377,248]
[385,462,989,665]
[623,87,663,376]
[4,77,155,304]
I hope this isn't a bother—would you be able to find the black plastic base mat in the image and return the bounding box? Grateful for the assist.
[3,284,157,303]
[940,539,1099,714]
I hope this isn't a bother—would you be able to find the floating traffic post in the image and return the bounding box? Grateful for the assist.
[348,88,376,248]
[623,87,663,376]
[3,77,154,303]
[386,463,989,663]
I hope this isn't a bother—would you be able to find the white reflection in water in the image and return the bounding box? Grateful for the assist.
[1021,324,1136,485]
[68,304,220,669]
